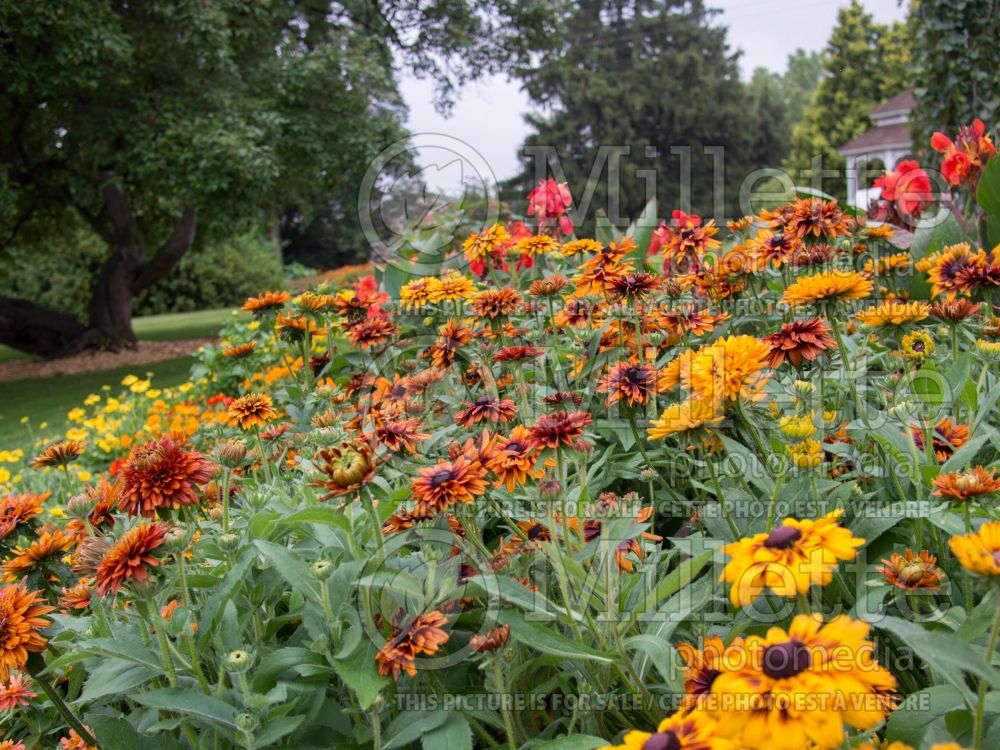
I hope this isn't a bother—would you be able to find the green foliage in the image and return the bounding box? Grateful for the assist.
[784,0,913,198]
[911,0,1000,152]
[746,49,823,166]
[135,231,284,316]
[510,0,774,222]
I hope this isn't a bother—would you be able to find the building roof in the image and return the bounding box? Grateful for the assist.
[870,89,916,117]
[838,122,912,155]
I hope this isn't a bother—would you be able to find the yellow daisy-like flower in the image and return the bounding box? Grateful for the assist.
[400,278,444,307]
[560,238,603,256]
[720,510,864,607]
[975,338,1000,358]
[781,270,873,307]
[863,253,912,275]
[949,521,1000,576]
[864,224,895,240]
[778,414,815,440]
[855,300,930,327]
[462,223,511,261]
[901,330,934,361]
[515,234,559,256]
[597,709,732,750]
[436,272,477,301]
[647,398,723,439]
[786,438,822,469]
[708,614,896,750]
[686,335,772,404]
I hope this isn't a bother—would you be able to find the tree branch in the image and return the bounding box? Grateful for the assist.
[131,208,197,293]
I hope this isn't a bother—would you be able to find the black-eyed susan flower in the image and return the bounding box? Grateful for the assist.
[227,393,278,431]
[676,634,745,711]
[686,335,771,404]
[901,330,934,362]
[596,708,731,750]
[932,466,1000,502]
[597,361,658,407]
[375,610,449,679]
[949,521,1000,577]
[720,510,864,607]
[911,418,968,463]
[462,224,511,263]
[411,456,487,515]
[708,614,896,750]
[781,270,873,307]
[0,582,55,680]
[526,411,592,450]
[856,300,930,327]
[877,549,944,591]
[763,318,835,367]
[647,398,723,439]
[786,438,822,469]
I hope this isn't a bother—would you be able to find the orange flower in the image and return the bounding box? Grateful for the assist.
[242,290,290,313]
[313,441,376,501]
[31,440,85,469]
[930,298,981,322]
[411,456,487,515]
[526,411,592,449]
[373,418,431,454]
[781,270,872,307]
[469,624,511,653]
[0,582,54,681]
[932,466,1000,501]
[911,418,969,463]
[472,288,522,319]
[0,741,26,750]
[0,492,48,542]
[781,198,849,240]
[119,437,212,516]
[676,634,744,711]
[95,522,168,596]
[222,341,257,359]
[763,318,835,367]
[59,578,93,611]
[376,610,450,679]
[528,275,569,297]
[58,728,97,750]
[596,361,657,407]
[227,393,278,430]
[2,530,75,580]
[486,425,544,492]
[877,549,944,591]
[0,671,36,710]
[455,397,517,428]
[607,272,661,301]
[346,315,397,349]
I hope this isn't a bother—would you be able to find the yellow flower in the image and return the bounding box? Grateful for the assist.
[901,331,934,361]
[863,252,912,275]
[178,382,193,393]
[975,338,1000,358]
[462,223,511,261]
[67,408,86,423]
[781,270,873,307]
[38,422,47,430]
[437,272,477,301]
[855,300,930,327]
[514,234,559,256]
[65,428,88,442]
[686,335,772,403]
[121,374,138,386]
[0,468,10,484]
[49,507,66,518]
[787,439,822,469]
[709,614,896,750]
[104,398,121,413]
[248,320,261,331]
[76,471,91,482]
[778,414,815,440]
[560,238,603,256]
[949,521,1000,576]
[84,394,101,406]
[19,417,28,424]
[720,510,864,607]
[647,398,724,439]
[146,389,162,399]
[597,709,730,750]
[400,277,444,307]
[129,379,151,393]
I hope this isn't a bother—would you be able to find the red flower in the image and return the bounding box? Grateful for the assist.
[527,179,573,235]
[119,438,213,516]
[526,411,592,449]
[873,160,933,220]
[931,119,996,189]
[95,522,168,596]
[763,318,836,367]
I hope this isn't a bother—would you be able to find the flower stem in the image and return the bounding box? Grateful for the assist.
[491,657,518,750]
[27,656,98,746]
[974,594,1000,750]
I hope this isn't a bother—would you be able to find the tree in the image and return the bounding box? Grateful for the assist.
[911,0,1000,153]
[784,1,911,197]
[508,0,766,226]
[0,0,552,357]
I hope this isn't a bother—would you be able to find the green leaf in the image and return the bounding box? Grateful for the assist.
[622,548,714,633]
[254,539,319,600]
[197,549,255,648]
[421,714,473,750]
[331,641,390,710]
[383,710,450,749]
[81,661,160,702]
[526,734,608,750]
[908,208,966,300]
[625,197,657,269]
[976,155,1000,213]
[623,634,678,684]
[499,610,615,663]
[886,685,964,746]
[86,715,184,750]
[252,647,331,693]
[131,688,239,729]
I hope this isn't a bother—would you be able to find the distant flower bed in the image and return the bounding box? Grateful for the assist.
[2,124,1000,750]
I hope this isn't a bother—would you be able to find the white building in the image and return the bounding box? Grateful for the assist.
[838,89,916,209]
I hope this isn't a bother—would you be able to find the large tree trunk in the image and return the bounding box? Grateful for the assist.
[0,192,197,358]
[0,295,92,357]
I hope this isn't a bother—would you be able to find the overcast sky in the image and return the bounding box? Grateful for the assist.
[399,0,908,187]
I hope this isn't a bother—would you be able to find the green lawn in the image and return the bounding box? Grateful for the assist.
[0,307,241,446]
[0,356,197,448]
[0,307,240,362]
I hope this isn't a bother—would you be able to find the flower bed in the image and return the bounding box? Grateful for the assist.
[1,125,1000,750]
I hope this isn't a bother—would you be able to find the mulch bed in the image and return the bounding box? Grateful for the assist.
[0,338,215,383]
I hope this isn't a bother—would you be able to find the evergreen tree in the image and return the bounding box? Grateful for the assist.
[784,1,911,198]
[510,0,768,225]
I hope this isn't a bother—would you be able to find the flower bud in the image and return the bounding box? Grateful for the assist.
[793,380,815,398]
[218,532,241,552]
[236,712,258,732]
[311,560,333,580]
[66,493,95,520]
[163,525,189,554]
[226,649,252,672]
[217,439,249,468]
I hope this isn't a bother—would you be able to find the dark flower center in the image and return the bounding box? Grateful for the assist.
[475,396,495,407]
[429,469,455,488]
[762,640,811,679]
[505,441,525,454]
[692,667,720,694]
[993,550,1000,568]
[642,730,681,750]
[527,523,546,540]
[912,341,925,352]
[763,524,803,549]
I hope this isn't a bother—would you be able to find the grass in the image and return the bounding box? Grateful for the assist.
[0,307,240,362]
[0,356,197,448]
